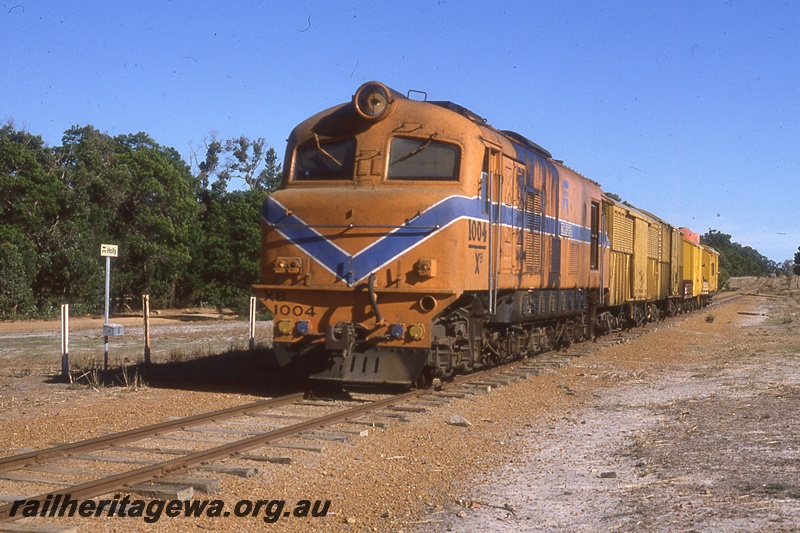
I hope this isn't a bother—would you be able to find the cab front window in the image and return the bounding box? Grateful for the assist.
[294,138,355,181]
[388,137,460,181]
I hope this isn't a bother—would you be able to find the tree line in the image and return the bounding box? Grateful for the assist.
[0,123,279,319]
[700,229,778,289]
[0,123,783,319]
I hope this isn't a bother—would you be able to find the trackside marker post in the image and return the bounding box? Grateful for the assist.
[143,294,151,365]
[60,303,69,377]
[249,296,257,350]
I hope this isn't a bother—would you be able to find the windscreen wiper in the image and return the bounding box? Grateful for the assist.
[313,133,342,167]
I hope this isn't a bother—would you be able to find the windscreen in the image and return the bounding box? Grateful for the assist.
[294,139,355,181]
[388,137,460,181]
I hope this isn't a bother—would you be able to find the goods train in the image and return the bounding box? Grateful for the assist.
[252,81,718,388]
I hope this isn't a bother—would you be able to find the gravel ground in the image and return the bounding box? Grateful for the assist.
[1,280,798,532]
[423,288,800,532]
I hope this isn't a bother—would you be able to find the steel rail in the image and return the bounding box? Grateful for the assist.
[0,392,306,473]
[0,368,504,523]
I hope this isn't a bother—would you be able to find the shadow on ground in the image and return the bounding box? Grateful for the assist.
[45,348,313,397]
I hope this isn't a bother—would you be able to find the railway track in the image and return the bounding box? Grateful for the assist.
[0,295,739,527]
[0,365,538,526]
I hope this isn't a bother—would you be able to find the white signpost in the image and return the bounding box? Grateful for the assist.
[101,244,124,371]
[61,303,69,377]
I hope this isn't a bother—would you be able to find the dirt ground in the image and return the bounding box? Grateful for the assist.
[424,277,800,532]
[0,277,798,532]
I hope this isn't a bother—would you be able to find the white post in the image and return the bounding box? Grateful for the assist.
[143,294,151,365]
[249,296,257,350]
[104,254,110,371]
[100,244,119,372]
[61,303,69,376]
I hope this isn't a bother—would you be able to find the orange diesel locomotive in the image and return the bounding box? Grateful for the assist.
[253,82,718,387]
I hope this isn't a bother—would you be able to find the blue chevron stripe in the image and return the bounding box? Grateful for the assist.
[263,195,596,285]
[263,198,350,279]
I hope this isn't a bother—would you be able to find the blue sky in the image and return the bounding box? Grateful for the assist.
[3,1,798,262]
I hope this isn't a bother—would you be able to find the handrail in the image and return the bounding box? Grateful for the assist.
[267,222,440,230]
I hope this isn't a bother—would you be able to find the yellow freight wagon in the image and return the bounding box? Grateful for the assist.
[638,208,685,316]
[603,197,663,324]
[681,228,704,310]
[701,245,719,295]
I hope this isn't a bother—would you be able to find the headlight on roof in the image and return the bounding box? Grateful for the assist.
[354,81,393,120]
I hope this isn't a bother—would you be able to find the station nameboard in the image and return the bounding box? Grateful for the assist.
[100,244,118,257]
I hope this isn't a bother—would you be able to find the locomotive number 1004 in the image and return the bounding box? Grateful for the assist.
[468,219,487,243]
